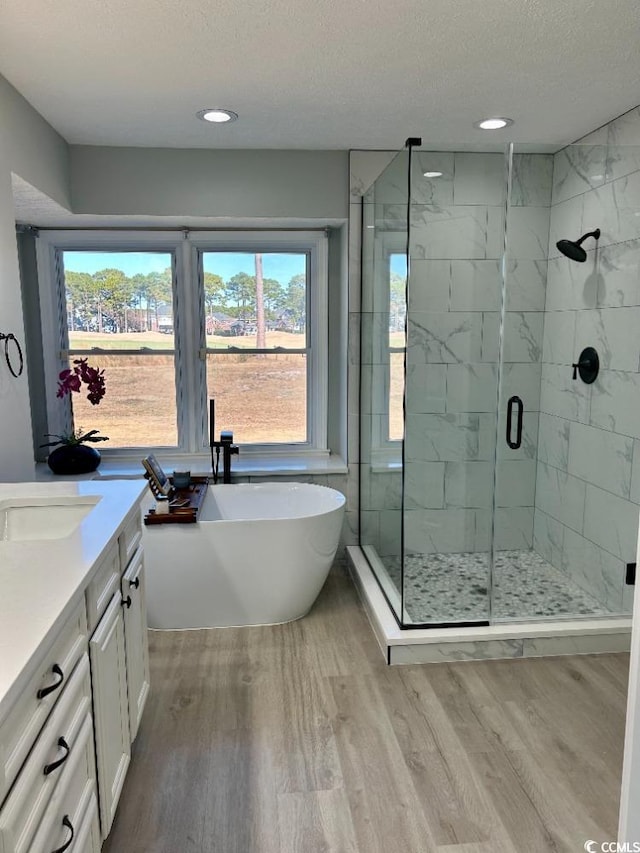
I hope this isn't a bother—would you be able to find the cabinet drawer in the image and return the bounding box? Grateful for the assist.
[0,602,87,806]
[27,714,97,853]
[65,789,100,853]
[85,543,120,634]
[119,510,142,571]
[0,656,93,853]
[33,789,100,853]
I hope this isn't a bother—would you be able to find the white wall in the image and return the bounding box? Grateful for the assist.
[0,75,70,208]
[0,74,70,480]
[70,146,349,219]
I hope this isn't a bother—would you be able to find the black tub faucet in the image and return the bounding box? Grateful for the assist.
[216,430,239,484]
[209,398,239,483]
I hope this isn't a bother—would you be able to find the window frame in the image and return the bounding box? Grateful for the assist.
[36,229,328,458]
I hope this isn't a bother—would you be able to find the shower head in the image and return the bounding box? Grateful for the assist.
[556,228,601,262]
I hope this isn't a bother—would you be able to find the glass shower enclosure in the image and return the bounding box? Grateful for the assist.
[359,137,637,628]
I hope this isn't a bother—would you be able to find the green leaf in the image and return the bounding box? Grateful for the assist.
[75,429,109,443]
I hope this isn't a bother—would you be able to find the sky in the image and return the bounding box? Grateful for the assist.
[63,250,306,283]
[390,252,407,277]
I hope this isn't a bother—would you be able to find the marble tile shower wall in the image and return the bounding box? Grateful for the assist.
[405,152,550,556]
[350,149,551,561]
[535,106,640,613]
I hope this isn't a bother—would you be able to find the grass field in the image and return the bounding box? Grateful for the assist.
[68,330,306,350]
[68,330,404,448]
[389,352,405,441]
[68,331,307,447]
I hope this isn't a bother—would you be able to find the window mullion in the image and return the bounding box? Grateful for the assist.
[193,246,209,451]
[173,241,197,452]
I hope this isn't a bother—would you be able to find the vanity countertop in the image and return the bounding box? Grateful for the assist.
[0,479,147,723]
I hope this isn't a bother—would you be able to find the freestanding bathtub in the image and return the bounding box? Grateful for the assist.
[143,482,346,629]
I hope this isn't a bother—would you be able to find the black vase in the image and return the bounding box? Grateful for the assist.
[47,444,101,475]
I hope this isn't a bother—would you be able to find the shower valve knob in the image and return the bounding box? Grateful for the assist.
[572,347,599,384]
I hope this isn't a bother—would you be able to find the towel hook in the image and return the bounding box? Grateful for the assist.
[0,332,24,378]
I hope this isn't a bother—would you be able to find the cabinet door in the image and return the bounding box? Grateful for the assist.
[122,547,150,743]
[89,592,130,839]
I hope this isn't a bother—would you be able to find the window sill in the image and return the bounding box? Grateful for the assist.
[370,461,402,474]
[34,452,348,481]
[370,447,402,474]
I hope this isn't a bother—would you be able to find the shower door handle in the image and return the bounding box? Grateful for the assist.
[506,396,523,449]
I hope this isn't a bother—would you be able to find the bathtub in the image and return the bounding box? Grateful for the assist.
[143,483,346,629]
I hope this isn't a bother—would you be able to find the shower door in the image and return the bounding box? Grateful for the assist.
[401,147,508,626]
[490,148,551,622]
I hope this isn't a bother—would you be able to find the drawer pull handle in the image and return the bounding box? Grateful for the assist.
[43,736,70,776]
[37,664,64,700]
[52,815,74,853]
[129,577,140,589]
[122,595,132,608]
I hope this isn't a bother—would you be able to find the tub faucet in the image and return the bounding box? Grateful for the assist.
[211,430,239,484]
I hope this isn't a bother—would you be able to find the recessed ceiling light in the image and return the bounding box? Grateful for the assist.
[474,117,514,130]
[423,171,443,178]
[197,108,238,123]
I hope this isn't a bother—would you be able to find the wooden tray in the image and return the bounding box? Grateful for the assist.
[143,477,210,525]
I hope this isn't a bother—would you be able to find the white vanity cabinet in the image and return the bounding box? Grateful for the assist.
[0,481,150,853]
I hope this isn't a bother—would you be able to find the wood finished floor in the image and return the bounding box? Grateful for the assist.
[104,566,630,853]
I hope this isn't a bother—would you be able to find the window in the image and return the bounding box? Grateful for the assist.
[369,242,406,458]
[388,252,406,442]
[37,231,328,455]
[60,250,179,447]
[200,250,308,445]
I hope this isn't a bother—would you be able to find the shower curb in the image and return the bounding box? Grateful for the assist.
[346,546,631,665]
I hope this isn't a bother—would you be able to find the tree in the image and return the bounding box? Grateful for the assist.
[144,269,173,330]
[263,278,285,319]
[203,272,225,314]
[389,271,406,332]
[93,268,134,332]
[225,272,255,320]
[64,271,95,332]
[130,273,148,330]
[285,273,306,331]
[255,254,266,349]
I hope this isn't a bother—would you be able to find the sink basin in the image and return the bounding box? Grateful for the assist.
[0,496,101,541]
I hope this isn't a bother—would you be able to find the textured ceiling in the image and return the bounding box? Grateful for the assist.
[1,0,640,150]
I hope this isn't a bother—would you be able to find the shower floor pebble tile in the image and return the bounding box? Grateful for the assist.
[383,549,608,624]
